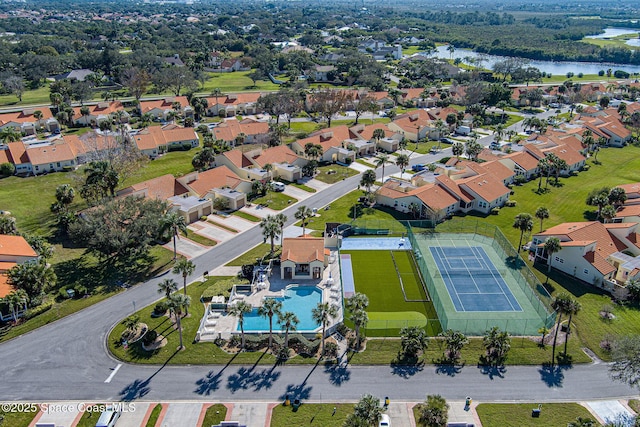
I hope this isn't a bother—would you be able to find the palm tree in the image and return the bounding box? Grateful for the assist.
[375,153,389,184]
[3,289,28,321]
[211,88,222,115]
[483,326,511,366]
[452,142,464,159]
[311,302,338,358]
[260,215,280,254]
[0,127,22,143]
[493,123,505,144]
[294,205,313,236]
[172,257,195,297]
[360,169,376,194]
[258,298,283,350]
[543,236,562,279]
[439,329,468,363]
[304,143,323,161]
[537,158,549,191]
[161,212,188,260]
[567,417,596,427]
[372,128,386,146]
[167,293,191,350]
[279,311,299,349]
[601,205,617,223]
[400,325,429,360]
[157,278,178,299]
[550,292,572,366]
[273,212,288,244]
[122,315,140,335]
[347,394,383,426]
[228,300,252,349]
[349,309,368,351]
[395,153,410,178]
[447,44,455,59]
[512,213,533,252]
[85,160,119,197]
[7,260,56,299]
[535,207,549,232]
[418,394,450,427]
[563,298,581,355]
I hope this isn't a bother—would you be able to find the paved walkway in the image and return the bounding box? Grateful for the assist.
[283,185,313,201]
[585,399,635,425]
[304,178,332,192]
[191,221,236,242]
[230,402,269,427]
[113,402,150,427]
[241,204,277,219]
[159,402,203,427]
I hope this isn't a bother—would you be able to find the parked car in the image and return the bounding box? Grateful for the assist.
[379,414,391,427]
[440,137,455,144]
[270,181,286,192]
[95,408,120,427]
[411,164,426,172]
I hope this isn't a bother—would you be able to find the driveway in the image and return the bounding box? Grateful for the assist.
[283,185,313,202]
[159,402,203,427]
[208,215,255,233]
[349,161,372,172]
[163,236,209,259]
[241,204,278,219]
[190,221,236,243]
[113,402,151,427]
[304,178,332,191]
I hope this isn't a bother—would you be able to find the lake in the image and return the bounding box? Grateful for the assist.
[585,27,640,48]
[433,45,640,76]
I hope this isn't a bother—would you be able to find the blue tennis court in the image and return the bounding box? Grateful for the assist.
[429,246,522,312]
[340,254,355,298]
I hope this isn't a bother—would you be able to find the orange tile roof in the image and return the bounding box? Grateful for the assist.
[281,237,325,263]
[616,182,640,196]
[0,235,37,258]
[355,123,395,140]
[212,118,269,142]
[458,173,510,203]
[140,96,189,114]
[603,223,635,229]
[0,149,10,164]
[208,92,262,107]
[72,101,125,118]
[26,142,76,166]
[0,261,17,271]
[119,174,188,200]
[132,132,158,151]
[536,221,626,257]
[0,272,15,298]
[616,204,640,218]
[435,174,471,203]
[391,109,432,133]
[409,184,458,211]
[401,88,426,100]
[470,161,515,183]
[297,125,357,153]
[0,108,53,125]
[220,149,253,168]
[7,142,28,165]
[584,250,616,275]
[251,145,302,167]
[544,144,585,166]
[186,165,249,196]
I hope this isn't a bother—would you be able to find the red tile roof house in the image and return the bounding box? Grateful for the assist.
[249,145,308,182]
[0,235,39,306]
[212,118,270,146]
[72,101,129,127]
[531,221,640,298]
[214,149,270,182]
[117,174,213,224]
[350,123,403,153]
[280,237,329,280]
[178,166,252,211]
[291,125,357,164]
[387,109,437,142]
[205,92,263,117]
[139,96,192,121]
[133,125,199,157]
[0,107,58,135]
[375,179,458,221]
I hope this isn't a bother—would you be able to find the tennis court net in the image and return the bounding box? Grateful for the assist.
[433,269,507,278]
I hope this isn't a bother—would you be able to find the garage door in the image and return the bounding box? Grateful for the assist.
[202,206,212,216]
[189,212,199,223]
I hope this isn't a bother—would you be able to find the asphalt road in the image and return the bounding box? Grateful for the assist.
[2,111,632,403]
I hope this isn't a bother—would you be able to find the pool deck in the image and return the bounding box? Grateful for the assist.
[198,250,343,341]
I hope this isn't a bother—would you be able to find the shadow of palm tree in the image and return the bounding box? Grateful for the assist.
[323,363,351,386]
[120,349,179,400]
[194,352,239,395]
[278,359,320,401]
[434,357,464,377]
[538,361,572,387]
[226,358,282,394]
[390,355,425,379]
[477,357,507,380]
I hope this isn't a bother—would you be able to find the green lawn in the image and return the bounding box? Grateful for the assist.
[200,404,227,427]
[454,145,640,359]
[145,404,162,427]
[184,232,217,247]
[226,243,277,266]
[251,191,297,210]
[476,403,600,427]
[0,409,37,427]
[405,141,440,155]
[0,85,55,107]
[342,250,439,336]
[121,148,198,187]
[314,165,359,184]
[206,219,239,233]
[200,70,280,93]
[270,403,352,427]
[230,210,261,222]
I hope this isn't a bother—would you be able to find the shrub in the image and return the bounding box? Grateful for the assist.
[143,330,158,345]
[440,157,451,164]
[324,341,338,359]
[182,142,193,151]
[0,162,15,177]
[491,207,500,215]
[153,301,168,316]
[505,200,517,207]
[24,300,53,320]
[196,124,209,134]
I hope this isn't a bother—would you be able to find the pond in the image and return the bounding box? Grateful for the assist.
[433,45,640,76]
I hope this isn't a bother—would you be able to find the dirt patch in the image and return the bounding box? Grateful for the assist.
[142,334,167,351]
[121,323,148,344]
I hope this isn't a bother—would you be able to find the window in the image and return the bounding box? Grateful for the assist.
[584,269,589,274]
[554,256,564,264]
[57,162,61,167]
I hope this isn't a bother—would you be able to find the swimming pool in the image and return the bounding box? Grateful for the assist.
[238,286,323,332]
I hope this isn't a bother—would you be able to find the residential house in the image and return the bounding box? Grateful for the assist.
[139,96,191,121]
[211,118,270,145]
[532,221,640,297]
[211,58,249,73]
[53,69,95,82]
[280,237,329,280]
[388,110,434,141]
[132,125,199,157]
[498,150,541,180]
[0,234,39,299]
[249,145,307,182]
[206,93,263,117]
[163,54,185,67]
[291,125,357,164]
[26,141,77,175]
[215,149,270,181]
[357,40,402,60]
[178,166,252,211]
[73,101,128,127]
[376,179,458,221]
[0,108,58,135]
[351,123,402,152]
[313,65,336,82]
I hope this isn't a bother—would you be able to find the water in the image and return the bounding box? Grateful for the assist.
[239,286,322,332]
[585,27,638,39]
[433,45,640,76]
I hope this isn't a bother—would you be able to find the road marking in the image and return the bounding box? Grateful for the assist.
[104,364,122,383]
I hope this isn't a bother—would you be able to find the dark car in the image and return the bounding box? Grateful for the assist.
[411,164,426,172]
[440,137,455,144]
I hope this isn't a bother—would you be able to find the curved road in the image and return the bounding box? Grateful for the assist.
[2,116,635,403]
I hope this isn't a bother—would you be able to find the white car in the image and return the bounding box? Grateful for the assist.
[379,414,391,427]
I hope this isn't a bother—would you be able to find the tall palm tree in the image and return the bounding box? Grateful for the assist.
[167,293,191,350]
[452,142,464,159]
[535,207,550,232]
[279,311,299,350]
[550,292,572,366]
[258,298,283,350]
[375,153,389,184]
[372,128,386,146]
[439,329,469,362]
[360,169,376,194]
[349,309,368,351]
[312,302,338,358]
[395,153,410,178]
[161,212,188,260]
[273,213,288,244]
[157,278,178,299]
[211,88,222,115]
[294,205,313,236]
[543,236,562,279]
[537,158,549,191]
[172,256,195,299]
[229,300,252,349]
[512,213,533,252]
[260,215,280,254]
[345,292,369,312]
[564,298,582,355]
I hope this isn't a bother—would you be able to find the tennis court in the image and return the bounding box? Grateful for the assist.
[429,246,522,312]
